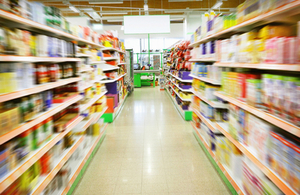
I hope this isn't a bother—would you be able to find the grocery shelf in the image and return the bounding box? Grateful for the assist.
[191,108,220,133]
[113,94,128,120]
[118,62,126,65]
[214,92,300,137]
[30,135,84,195]
[192,89,228,109]
[80,91,107,112]
[189,74,221,85]
[103,57,119,61]
[100,74,126,84]
[100,64,120,72]
[76,53,93,58]
[0,55,81,62]
[61,124,108,195]
[169,73,193,83]
[101,47,125,54]
[169,80,192,92]
[188,0,300,47]
[189,58,216,62]
[165,88,192,121]
[75,107,108,132]
[191,122,244,195]
[215,122,297,195]
[0,77,81,103]
[169,84,191,102]
[214,62,300,71]
[0,9,104,48]
[80,67,94,72]
[0,95,82,145]
[91,61,106,64]
[0,116,83,193]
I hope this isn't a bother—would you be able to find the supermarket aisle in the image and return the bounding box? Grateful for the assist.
[73,87,230,195]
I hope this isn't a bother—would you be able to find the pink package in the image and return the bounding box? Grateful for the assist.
[265,37,285,64]
[283,37,298,64]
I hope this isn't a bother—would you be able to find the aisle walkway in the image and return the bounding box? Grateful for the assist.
[73,87,231,195]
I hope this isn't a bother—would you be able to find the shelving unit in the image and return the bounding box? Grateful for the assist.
[169,85,191,102]
[0,56,81,62]
[90,61,106,64]
[191,123,244,195]
[0,95,82,145]
[101,47,129,123]
[0,77,81,103]
[101,47,125,54]
[0,10,104,47]
[30,136,85,195]
[214,62,300,71]
[80,91,108,112]
[187,1,300,195]
[103,57,118,61]
[165,87,192,121]
[189,58,216,62]
[169,79,192,92]
[188,1,300,47]
[214,122,297,195]
[100,74,126,84]
[0,116,83,193]
[191,108,220,134]
[169,73,193,83]
[189,74,221,85]
[61,124,108,195]
[214,92,300,137]
[192,89,227,109]
[0,6,113,195]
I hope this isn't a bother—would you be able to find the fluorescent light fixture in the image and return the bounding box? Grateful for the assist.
[89,1,123,4]
[144,4,148,11]
[107,19,123,22]
[121,26,124,30]
[212,1,223,9]
[69,5,80,13]
[101,12,128,15]
[88,11,101,20]
[168,0,202,1]
[80,8,95,11]
[170,18,184,21]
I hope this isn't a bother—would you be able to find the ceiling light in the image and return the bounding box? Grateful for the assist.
[144,4,148,11]
[107,19,123,22]
[170,18,184,21]
[88,11,101,21]
[69,5,80,13]
[89,1,123,4]
[101,12,128,15]
[121,26,124,30]
[212,1,223,9]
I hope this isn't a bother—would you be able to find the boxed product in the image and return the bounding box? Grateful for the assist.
[246,79,262,108]
[262,74,273,112]
[247,114,273,164]
[283,76,299,125]
[272,75,284,116]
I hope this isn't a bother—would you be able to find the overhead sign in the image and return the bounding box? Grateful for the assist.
[124,15,170,34]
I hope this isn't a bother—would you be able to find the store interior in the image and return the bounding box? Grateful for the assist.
[0,0,300,195]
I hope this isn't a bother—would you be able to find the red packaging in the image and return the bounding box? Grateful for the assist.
[237,73,247,102]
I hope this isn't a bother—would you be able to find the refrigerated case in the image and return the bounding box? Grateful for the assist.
[125,49,134,93]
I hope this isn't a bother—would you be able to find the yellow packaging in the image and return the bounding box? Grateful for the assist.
[258,25,293,40]
[0,109,11,135]
[92,123,100,136]
[237,3,245,24]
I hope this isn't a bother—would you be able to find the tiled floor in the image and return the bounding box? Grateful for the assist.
[73,87,231,195]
